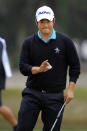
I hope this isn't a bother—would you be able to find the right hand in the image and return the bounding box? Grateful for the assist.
[31,60,51,74]
[39,60,51,72]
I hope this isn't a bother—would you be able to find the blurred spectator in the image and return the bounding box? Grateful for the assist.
[80,40,87,62]
[0,37,17,131]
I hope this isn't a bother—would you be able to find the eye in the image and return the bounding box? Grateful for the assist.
[40,21,44,23]
[39,20,44,23]
[39,19,50,24]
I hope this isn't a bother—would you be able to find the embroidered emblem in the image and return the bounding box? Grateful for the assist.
[54,47,60,53]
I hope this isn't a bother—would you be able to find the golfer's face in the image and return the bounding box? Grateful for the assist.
[37,19,54,35]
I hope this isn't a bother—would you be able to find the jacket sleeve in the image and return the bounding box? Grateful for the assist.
[19,39,32,76]
[66,37,80,83]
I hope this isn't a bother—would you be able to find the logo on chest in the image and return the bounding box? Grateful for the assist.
[54,47,60,54]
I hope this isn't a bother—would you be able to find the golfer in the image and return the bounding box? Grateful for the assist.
[17,5,80,131]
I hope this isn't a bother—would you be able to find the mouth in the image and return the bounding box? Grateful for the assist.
[42,28,49,30]
[41,26,48,29]
[42,28,48,29]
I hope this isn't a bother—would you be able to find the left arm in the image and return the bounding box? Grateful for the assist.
[64,82,75,104]
[64,37,80,104]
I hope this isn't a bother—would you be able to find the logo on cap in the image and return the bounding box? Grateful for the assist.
[38,11,51,15]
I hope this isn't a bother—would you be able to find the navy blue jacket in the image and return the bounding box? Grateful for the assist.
[19,32,80,92]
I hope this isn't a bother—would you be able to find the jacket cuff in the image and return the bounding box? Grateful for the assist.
[27,65,32,75]
[69,77,78,83]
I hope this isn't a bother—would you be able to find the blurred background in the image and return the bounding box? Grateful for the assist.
[0,0,87,131]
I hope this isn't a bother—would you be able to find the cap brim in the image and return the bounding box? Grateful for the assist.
[37,14,53,22]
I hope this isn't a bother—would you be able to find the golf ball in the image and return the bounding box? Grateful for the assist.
[47,65,52,70]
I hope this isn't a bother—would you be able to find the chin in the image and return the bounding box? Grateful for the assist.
[43,32,50,35]
[43,30,50,34]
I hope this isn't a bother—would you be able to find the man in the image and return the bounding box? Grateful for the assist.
[17,6,80,131]
[0,37,17,131]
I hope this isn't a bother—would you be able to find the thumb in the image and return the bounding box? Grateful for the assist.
[64,94,67,101]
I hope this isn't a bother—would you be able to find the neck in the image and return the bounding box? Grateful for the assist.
[40,32,52,42]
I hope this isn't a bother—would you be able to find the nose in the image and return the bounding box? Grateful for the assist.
[43,22,48,27]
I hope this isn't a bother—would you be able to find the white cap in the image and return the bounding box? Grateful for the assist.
[36,6,54,22]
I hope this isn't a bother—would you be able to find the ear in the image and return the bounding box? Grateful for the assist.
[53,18,56,24]
[35,19,38,25]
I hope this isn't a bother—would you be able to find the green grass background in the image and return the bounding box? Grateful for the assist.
[0,87,87,131]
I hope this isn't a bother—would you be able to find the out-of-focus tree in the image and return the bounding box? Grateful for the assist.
[0,0,27,67]
[56,0,69,33]
[0,0,87,68]
[68,0,87,39]
[57,0,87,39]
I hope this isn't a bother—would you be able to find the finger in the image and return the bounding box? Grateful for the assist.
[64,94,67,101]
[65,98,69,104]
[43,60,48,63]
[45,60,48,62]
[66,97,72,104]
[42,61,49,66]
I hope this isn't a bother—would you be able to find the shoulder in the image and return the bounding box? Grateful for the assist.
[56,32,72,41]
[23,33,37,46]
[21,33,38,50]
[56,31,74,46]
[0,37,6,44]
[24,33,37,43]
[0,37,6,49]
